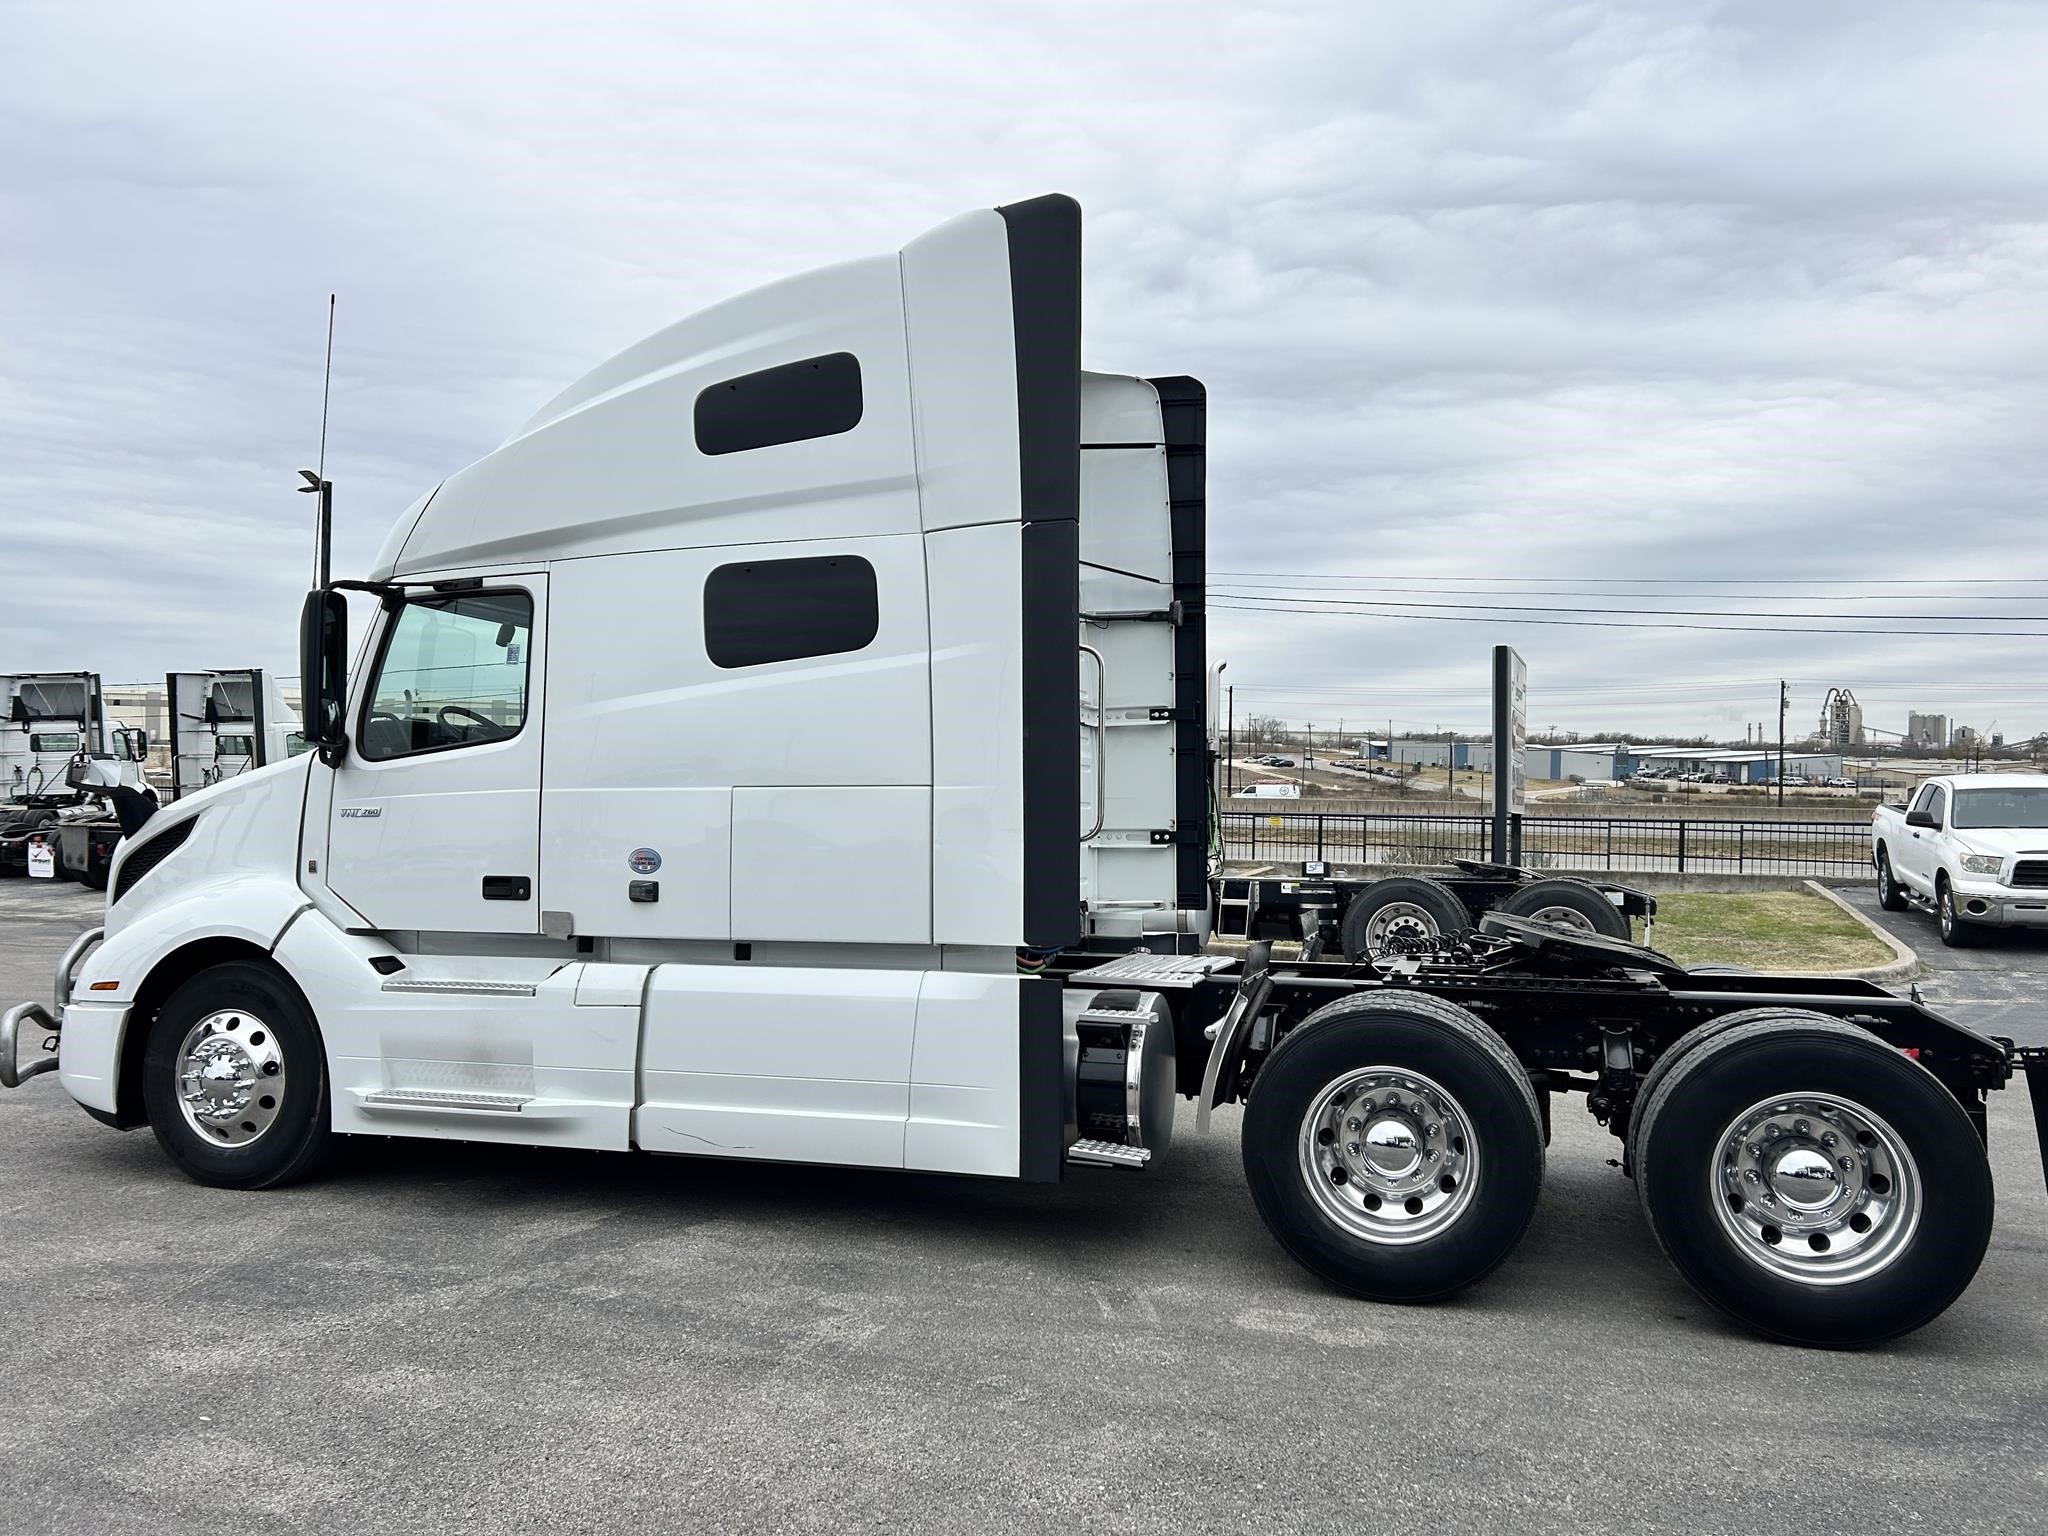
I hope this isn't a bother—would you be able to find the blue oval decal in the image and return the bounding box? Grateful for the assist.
[628,847,662,875]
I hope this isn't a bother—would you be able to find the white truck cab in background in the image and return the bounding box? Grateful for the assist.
[166,670,301,797]
[1871,773,2048,945]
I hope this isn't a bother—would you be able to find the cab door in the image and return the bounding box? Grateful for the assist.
[1897,782,1942,891]
[322,577,546,934]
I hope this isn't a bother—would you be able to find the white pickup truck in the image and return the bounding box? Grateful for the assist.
[1871,773,2048,945]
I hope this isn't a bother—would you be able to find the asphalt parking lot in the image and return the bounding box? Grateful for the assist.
[1832,880,2048,1046]
[1,877,2044,1535]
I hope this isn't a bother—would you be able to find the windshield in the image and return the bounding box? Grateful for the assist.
[1950,787,2048,829]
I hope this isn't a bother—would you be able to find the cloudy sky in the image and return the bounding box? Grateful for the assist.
[5,0,2046,744]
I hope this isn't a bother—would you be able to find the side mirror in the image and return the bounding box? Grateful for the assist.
[130,729,149,761]
[298,588,350,764]
[1905,808,1939,830]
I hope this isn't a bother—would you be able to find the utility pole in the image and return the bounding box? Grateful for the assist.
[1302,723,1311,793]
[1225,684,1234,794]
[1778,681,1788,807]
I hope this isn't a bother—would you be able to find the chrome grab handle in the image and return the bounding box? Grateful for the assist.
[1,1001,59,1089]
[1079,644,1107,842]
[54,926,104,1014]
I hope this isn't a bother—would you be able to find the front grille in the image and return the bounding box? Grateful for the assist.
[111,816,197,904]
[2010,860,2048,889]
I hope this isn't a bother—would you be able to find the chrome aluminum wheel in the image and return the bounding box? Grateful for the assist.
[1362,902,1443,958]
[1299,1067,1478,1244]
[1711,1093,1920,1285]
[175,1009,286,1146]
[1521,904,1596,933]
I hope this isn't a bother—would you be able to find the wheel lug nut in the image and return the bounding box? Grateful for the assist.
[1764,1124,1781,1138]
[1794,1119,1810,1134]
[1346,1142,1361,1156]
[1839,1157,1854,1172]
[1748,1144,1763,1160]
[1346,1117,1362,1132]
[1426,1123,1440,1137]
[1424,1148,1438,1162]
[1821,1132,1837,1148]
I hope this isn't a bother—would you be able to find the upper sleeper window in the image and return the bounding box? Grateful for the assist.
[694,352,863,455]
[704,555,879,669]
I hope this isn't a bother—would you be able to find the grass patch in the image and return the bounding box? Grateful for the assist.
[1646,890,1894,972]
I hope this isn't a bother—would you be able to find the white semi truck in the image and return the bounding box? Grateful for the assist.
[0,673,152,880]
[3,197,2042,1348]
[166,669,301,798]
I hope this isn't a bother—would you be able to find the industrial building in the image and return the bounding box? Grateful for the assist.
[1908,712,1950,749]
[1363,739,1842,783]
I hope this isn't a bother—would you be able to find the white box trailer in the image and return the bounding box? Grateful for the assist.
[4,197,2043,1348]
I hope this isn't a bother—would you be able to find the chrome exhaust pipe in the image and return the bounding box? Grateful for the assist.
[1,1001,59,1089]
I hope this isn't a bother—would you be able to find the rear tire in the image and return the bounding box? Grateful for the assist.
[1340,877,1471,961]
[1874,847,1907,912]
[1633,1011,1992,1347]
[1242,992,1544,1302]
[142,960,331,1190]
[1497,878,1630,939]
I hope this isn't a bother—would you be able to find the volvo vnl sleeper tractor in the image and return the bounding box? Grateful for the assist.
[4,196,2043,1348]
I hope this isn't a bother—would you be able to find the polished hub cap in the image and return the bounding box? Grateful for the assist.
[1712,1094,1919,1285]
[175,1010,286,1146]
[1299,1067,1477,1244]
[1362,903,1443,958]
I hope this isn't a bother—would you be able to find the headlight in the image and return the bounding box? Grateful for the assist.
[1958,854,2004,877]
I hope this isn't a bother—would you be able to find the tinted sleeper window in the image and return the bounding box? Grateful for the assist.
[695,352,863,455]
[704,555,879,669]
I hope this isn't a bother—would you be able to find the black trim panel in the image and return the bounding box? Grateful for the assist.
[693,351,864,456]
[1148,375,1208,910]
[999,194,1083,949]
[1017,976,1065,1182]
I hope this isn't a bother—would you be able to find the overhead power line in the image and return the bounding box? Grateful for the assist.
[1209,598,2048,638]
[1209,589,2048,624]
[1212,571,2048,585]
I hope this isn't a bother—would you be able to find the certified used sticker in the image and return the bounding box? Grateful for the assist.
[628,847,662,875]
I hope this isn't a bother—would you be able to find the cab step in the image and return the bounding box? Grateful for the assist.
[359,1087,532,1114]
[1066,1137,1152,1170]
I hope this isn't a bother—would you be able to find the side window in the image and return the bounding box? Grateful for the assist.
[1929,786,1948,826]
[30,732,81,753]
[704,555,879,669]
[1909,783,1936,815]
[360,591,533,760]
[694,352,863,456]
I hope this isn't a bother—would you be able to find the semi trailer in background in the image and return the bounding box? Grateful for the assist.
[4,196,2043,1349]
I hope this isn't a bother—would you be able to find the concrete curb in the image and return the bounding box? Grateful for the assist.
[1800,879,1920,985]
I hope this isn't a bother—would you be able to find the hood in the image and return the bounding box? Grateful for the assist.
[1943,826,2048,859]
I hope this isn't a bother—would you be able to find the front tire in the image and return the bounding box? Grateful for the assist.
[1242,992,1544,1302]
[1936,880,1981,948]
[1633,1011,1992,1347]
[142,960,331,1189]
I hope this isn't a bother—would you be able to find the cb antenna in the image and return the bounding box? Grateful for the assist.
[297,293,336,590]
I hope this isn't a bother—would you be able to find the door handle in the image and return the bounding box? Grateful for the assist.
[481,876,531,901]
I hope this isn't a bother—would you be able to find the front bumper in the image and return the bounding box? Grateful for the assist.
[0,926,102,1089]
[1948,885,2048,928]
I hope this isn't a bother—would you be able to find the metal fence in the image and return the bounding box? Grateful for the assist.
[1219,810,1875,879]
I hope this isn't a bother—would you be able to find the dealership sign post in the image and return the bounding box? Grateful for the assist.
[1491,645,1525,864]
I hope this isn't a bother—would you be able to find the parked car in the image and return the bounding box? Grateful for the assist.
[1871,773,2048,945]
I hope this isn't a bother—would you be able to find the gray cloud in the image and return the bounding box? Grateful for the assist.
[3,0,2045,744]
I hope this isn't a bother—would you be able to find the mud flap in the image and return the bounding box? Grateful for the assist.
[2025,1055,2048,1192]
